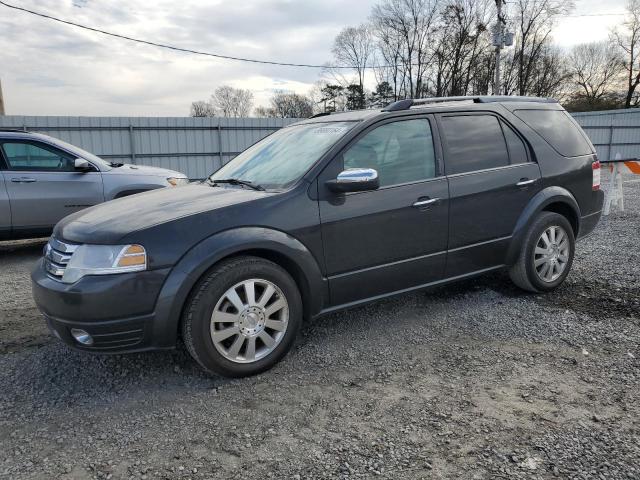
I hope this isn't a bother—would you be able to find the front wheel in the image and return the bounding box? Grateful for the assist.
[181,256,302,377]
[509,212,575,293]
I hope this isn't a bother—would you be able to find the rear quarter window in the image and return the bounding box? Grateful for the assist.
[513,109,593,157]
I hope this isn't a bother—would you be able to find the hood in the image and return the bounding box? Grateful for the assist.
[54,183,274,243]
[106,164,186,178]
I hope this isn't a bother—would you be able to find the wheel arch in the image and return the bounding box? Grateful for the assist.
[150,227,327,348]
[506,186,581,266]
[112,185,163,199]
[230,247,316,319]
[540,201,579,237]
[114,189,149,199]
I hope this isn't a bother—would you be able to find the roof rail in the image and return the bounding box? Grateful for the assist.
[382,96,557,112]
[309,111,332,119]
[0,128,30,133]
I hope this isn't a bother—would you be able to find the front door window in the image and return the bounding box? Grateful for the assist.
[343,118,437,187]
[1,142,76,172]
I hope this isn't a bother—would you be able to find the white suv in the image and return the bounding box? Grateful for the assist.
[0,130,188,240]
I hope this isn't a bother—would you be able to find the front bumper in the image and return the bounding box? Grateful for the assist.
[31,259,172,353]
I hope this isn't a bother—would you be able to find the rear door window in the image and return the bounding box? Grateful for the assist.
[513,109,592,157]
[440,115,510,175]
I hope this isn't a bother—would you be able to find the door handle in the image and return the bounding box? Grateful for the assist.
[412,197,440,208]
[516,178,536,187]
[10,177,37,183]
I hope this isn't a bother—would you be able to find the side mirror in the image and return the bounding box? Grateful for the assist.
[326,168,380,193]
[74,158,92,171]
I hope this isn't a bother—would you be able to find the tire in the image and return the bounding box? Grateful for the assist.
[509,212,575,293]
[181,256,302,378]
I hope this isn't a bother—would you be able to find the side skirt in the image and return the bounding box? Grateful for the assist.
[316,264,505,317]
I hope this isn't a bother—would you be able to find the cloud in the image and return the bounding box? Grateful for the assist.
[0,0,627,116]
[0,0,378,115]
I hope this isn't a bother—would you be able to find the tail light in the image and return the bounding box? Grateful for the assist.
[592,157,601,191]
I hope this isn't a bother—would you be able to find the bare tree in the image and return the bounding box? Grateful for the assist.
[502,0,573,96]
[255,92,314,118]
[189,100,215,117]
[371,26,405,100]
[613,0,640,107]
[309,82,348,113]
[467,48,495,95]
[429,0,493,96]
[526,45,569,98]
[371,0,440,98]
[210,86,254,117]
[332,24,374,94]
[339,0,569,102]
[569,41,624,101]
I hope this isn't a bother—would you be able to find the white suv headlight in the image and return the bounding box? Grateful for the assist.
[62,244,147,284]
[167,177,189,187]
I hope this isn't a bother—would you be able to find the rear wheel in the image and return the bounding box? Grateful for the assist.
[181,256,302,377]
[509,212,575,293]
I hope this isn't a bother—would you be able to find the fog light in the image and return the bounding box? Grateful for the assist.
[70,328,94,346]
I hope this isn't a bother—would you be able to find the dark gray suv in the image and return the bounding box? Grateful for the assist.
[32,96,604,377]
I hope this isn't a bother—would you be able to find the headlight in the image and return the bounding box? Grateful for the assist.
[167,177,189,187]
[62,244,147,284]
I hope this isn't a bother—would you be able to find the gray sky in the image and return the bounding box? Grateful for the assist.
[0,0,628,116]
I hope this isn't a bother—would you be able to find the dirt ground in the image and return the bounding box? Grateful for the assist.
[0,178,638,479]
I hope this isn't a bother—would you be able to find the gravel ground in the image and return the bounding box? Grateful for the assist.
[0,177,638,480]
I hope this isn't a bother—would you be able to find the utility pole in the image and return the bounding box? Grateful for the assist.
[0,78,5,116]
[493,0,504,96]
[492,0,513,96]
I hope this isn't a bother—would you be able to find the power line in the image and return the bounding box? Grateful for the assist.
[0,0,630,71]
[0,0,349,69]
[504,2,626,17]
[565,13,626,17]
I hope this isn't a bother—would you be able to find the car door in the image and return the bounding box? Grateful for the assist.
[0,140,104,235]
[318,116,449,307]
[437,112,542,277]
[0,170,11,239]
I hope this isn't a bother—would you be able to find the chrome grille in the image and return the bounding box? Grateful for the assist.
[44,238,78,280]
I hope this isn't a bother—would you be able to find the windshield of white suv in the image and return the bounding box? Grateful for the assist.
[208,121,356,190]
[43,135,112,168]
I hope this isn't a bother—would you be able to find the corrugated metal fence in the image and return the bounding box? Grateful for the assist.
[1,110,639,178]
[0,116,299,179]
[572,109,640,161]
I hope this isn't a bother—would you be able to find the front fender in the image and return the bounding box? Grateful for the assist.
[505,186,581,266]
[149,227,326,348]
[108,184,164,199]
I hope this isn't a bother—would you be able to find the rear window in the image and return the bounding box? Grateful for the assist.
[513,109,592,157]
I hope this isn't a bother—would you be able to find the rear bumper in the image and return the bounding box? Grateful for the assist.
[578,209,602,240]
[31,259,174,353]
[577,188,604,240]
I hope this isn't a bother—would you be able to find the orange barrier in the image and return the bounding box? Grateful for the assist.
[624,160,640,174]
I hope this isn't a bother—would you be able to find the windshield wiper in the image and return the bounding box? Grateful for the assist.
[109,162,124,168]
[210,178,265,191]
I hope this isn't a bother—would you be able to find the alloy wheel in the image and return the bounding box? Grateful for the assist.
[533,225,570,283]
[210,279,289,363]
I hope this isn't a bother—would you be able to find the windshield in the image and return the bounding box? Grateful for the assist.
[209,121,355,189]
[42,135,112,167]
